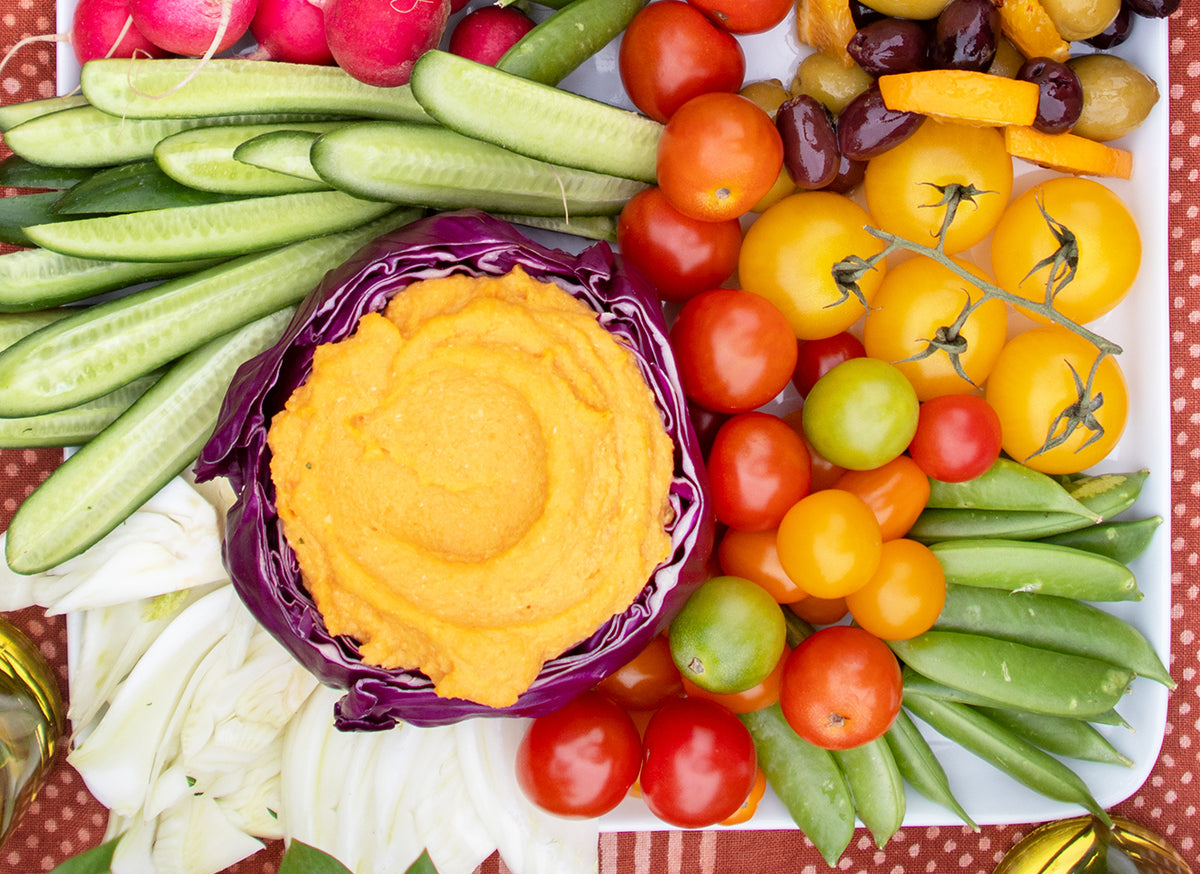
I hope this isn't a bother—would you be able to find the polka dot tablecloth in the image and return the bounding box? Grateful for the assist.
[1,2,1199,873]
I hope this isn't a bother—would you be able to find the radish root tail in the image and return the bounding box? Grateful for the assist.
[126,0,234,100]
[0,34,68,82]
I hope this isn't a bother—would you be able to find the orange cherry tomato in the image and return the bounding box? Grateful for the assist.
[718,526,807,603]
[720,766,768,825]
[845,538,947,640]
[776,489,882,600]
[656,91,784,222]
[788,595,849,626]
[595,635,684,711]
[832,455,931,541]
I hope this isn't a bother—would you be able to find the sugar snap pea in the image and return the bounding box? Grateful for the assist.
[929,539,1141,601]
[497,0,648,85]
[899,668,1131,727]
[925,457,1101,518]
[934,584,1173,687]
[739,704,855,865]
[975,706,1134,767]
[831,736,906,848]
[884,709,978,830]
[903,692,1112,825]
[910,468,1150,543]
[889,631,1134,718]
[1036,516,1163,565]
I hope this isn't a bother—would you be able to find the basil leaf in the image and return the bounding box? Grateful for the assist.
[48,839,118,874]
[277,841,353,874]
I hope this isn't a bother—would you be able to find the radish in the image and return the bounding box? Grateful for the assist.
[318,0,451,87]
[247,0,334,65]
[447,4,535,66]
[0,0,166,79]
[127,0,258,57]
[450,0,470,11]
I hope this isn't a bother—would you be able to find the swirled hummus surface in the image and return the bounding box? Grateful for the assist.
[267,267,674,708]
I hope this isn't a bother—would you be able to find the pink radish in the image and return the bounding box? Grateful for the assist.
[248,0,334,65]
[0,0,166,79]
[447,4,535,66]
[318,0,451,87]
[127,0,259,57]
[450,0,471,11]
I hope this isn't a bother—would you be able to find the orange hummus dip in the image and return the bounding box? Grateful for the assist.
[267,267,675,708]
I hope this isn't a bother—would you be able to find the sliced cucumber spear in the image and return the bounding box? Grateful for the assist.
[79,58,431,123]
[408,49,662,184]
[311,121,647,216]
[23,190,396,262]
[0,373,160,449]
[4,308,296,575]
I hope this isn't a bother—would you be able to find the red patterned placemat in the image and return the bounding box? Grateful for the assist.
[1,2,1198,872]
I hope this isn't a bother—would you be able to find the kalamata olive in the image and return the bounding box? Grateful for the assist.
[790,51,874,115]
[1124,0,1179,17]
[1067,53,1159,142]
[1085,1,1134,47]
[927,0,999,71]
[1041,0,1121,40]
[1017,57,1083,135]
[836,84,924,161]
[776,95,841,190]
[823,153,868,195]
[847,18,929,76]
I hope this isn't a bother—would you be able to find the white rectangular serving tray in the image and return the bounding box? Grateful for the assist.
[55,0,1172,833]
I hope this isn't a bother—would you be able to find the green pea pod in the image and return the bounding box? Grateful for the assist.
[497,0,648,85]
[909,468,1150,543]
[739,704,855,866]
[884,709,978,831]
[934,584,1173,688]
[1036,516,1163,565]
[903,693,1112,826]
[925,457,1101,518]
[831,735,906,848]
[889,631,1134,718]
[899,668,1131,728]
[929,539,1142,601]
[975,707,1134,767]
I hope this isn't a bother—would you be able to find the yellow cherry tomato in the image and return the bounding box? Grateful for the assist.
[845,538,946,641]
[985,325,1129,475]
[862,254,1007,400]
[738,191,888,341]
[990,176,1141,326]
[776,489,882,599]
[864,120,1013,255]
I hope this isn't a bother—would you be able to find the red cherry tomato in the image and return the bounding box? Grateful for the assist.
[640,697,759,828]
[595,635,684,712]
[617,187,743,303]
[908,394,1004,483]
[793,332,866,397]
[618,0,746,123]
[708,412,813,531]
[779,625,903,750]
[671,287,799,414]
[688,0,794,33]
[515,692,642,818]
[657,92,784,222]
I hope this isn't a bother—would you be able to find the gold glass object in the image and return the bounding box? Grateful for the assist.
[995,815,1194,874]
[0,615,64,846]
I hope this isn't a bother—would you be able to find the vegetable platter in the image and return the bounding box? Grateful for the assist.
[38,0,1173,852]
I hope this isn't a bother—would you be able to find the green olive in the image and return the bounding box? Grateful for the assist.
[740,78,792,119]
[790,53,873,116]
[1041,0,1121,40]
[987,36,1026,79]
[1068,53,1160,142]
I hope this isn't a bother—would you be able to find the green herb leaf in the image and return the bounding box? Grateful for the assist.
[277,841,353,874]
[48,839,118,874]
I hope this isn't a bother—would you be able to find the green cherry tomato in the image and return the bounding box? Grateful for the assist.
[669,575,787,695]
[801,357,919,471]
